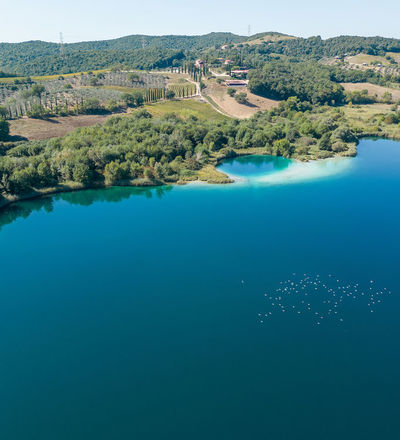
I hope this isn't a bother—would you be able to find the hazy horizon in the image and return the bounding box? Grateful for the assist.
[2,0,400,44]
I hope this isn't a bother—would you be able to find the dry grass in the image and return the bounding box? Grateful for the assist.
[240,34,297,47]
[203,80,279,119]
[341,82,400,100]
[197,165,233,184]
[337,103,400,140]
[346,53,390,66]
[161,72,191,84]
[9,114,113,140]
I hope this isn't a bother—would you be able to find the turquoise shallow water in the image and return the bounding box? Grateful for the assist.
[0,139,399,439]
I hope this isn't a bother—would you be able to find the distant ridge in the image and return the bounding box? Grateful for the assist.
[1,32,400,76]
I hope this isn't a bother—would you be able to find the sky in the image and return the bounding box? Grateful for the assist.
[2,0,400,43]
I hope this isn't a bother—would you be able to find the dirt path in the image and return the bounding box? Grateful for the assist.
[203,82,279,119]
[186,78,232,118]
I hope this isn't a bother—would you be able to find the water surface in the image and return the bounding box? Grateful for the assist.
[0,139,399,440]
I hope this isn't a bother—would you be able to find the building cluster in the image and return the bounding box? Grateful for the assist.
[194,58,249,88]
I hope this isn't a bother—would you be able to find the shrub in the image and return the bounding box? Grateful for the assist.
[332,141,348,152]
[80,98,105,114]
[165,89,176,100]
[27,104,50,119]
[235,92,248,105]
[73,163,93,185]
[0,118,9,141]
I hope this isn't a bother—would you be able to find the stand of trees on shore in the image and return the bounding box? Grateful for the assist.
[0,97,367,201]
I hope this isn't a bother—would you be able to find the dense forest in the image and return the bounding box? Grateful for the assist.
[0,47,186,76]
[258,35,400,59]
[247,61,396,104]
[248,62,346,104]
[0,33,245,75]
[2,33,400,76]
[0,97,375,202]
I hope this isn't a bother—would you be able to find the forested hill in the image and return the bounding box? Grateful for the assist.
[1,32,400,76]
[0,32,246,75]
[267,35,400,58]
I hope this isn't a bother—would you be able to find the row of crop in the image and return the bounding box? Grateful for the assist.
[167,84,197,98]
[1,85,191,119]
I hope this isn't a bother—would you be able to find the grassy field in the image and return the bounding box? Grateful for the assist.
[239,34,297,47]
[101,85,142,93]
[332,103,400,140]
[346,53,397,67]
[197,165,233,184]
[341,82,400,100]
[143,99,228,121]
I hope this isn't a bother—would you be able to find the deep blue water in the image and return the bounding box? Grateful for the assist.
[0,139,399,440]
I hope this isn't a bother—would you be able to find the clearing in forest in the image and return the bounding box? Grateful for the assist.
[341,82,400,101]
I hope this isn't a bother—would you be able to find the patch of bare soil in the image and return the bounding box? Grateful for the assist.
[204,82,279,119]
[9,114,116,141]
[341,83,400,101]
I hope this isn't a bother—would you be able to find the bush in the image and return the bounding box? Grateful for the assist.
[0,106,8,119]
[273,139,295,157]
[27,104,50,119]
[235,92,248,105]
[227,88,236,97]
[73,163,93,185]
[122,91,144,107]
[332,141,348,152]
[80,98,105,114]
[0,118,9,141]
[165,89,176,100]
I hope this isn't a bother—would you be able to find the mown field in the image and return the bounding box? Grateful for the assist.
[341,82,400,101]
[143,99,228,121]
[346,52,400,67]
[9,114,114,141]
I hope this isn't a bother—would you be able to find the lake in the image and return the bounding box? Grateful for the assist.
[0,138,399,439]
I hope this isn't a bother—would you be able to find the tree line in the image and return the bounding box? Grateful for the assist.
[0,98,366,201]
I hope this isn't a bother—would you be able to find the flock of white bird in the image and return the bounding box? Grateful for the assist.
[258,273,391,325]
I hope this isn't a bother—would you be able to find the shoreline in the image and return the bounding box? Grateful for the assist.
[0,135,393,212]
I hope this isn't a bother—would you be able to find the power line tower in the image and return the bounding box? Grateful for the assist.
[248,25,251,37]
[141,36,146,50]
[59,32,67,63]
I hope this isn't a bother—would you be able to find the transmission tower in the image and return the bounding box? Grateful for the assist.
[59,32,67,63]
[142,36,146,49]
[248,25,251,37]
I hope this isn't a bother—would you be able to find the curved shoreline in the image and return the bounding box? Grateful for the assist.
[0,135,393,211]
